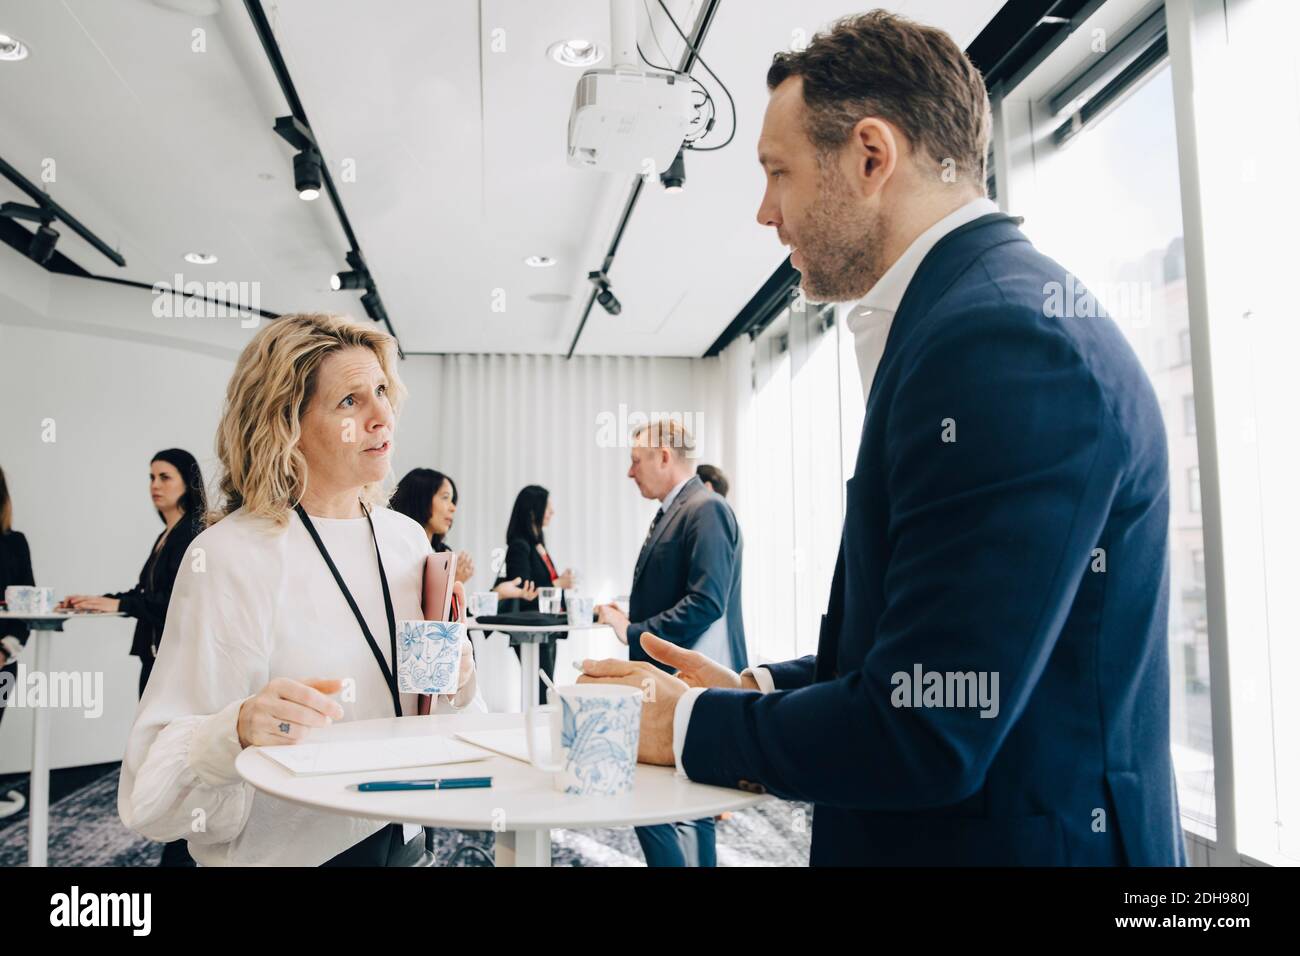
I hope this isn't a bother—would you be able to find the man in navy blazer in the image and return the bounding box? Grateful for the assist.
[580,10,1186,866]
[597,418,746,866]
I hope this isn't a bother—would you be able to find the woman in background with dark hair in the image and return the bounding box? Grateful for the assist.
[391,467,538,600]
[0,465,36,818]
[496,485,575,697]
[61,449,208,699]
[390,467,474,583]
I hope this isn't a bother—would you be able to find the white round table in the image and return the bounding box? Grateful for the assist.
[236,710,766,866]
[0,609,124,867]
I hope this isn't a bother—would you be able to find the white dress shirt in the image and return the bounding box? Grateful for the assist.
[670,195,1000,776]
[118,505,483,865]
[845,197,1000,401]
[659,474,694,513]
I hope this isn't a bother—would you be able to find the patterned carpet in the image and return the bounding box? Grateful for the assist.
[0,765,811,867]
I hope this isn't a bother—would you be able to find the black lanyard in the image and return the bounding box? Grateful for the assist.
[295,502,401,718]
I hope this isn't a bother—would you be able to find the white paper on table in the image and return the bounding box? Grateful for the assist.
[259,736,492,776]
[454,728,531,763]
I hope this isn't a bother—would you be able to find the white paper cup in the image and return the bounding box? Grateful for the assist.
[524,684,642,796]
[396,619,462,695]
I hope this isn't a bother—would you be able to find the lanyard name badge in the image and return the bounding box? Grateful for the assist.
[295,502,402,718]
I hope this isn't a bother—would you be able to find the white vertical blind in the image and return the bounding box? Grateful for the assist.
[396,352,729,607]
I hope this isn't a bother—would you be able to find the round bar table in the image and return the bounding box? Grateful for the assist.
[236,710,766,866]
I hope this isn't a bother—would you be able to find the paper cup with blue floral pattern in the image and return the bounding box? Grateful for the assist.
[525,684,643,796]
[396,619,462,695]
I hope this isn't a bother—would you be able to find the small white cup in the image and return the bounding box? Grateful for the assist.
[396,620,463,694]
[524,684,643,795]
[4,586,55,615]
[467,591,498,617]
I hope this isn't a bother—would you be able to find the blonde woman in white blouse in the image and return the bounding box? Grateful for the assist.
[119,313,482,866]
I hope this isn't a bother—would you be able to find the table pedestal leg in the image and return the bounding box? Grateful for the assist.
[28,631,50,867]
[496,829,551,867]
[519,641,539,711]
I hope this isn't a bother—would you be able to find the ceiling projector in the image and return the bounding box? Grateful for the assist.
[567,67,694,175]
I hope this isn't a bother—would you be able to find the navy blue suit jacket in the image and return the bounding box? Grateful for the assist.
[682,214,1186,866]
[628,476,747,673]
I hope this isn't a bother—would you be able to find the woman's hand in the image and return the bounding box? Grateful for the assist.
[454,550,474,583]
[554,569,576,590]
[495,577,538,601]
[236,677,345,748]
[59,595,121,613]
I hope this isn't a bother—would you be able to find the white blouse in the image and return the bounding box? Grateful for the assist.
[117,504,484,866]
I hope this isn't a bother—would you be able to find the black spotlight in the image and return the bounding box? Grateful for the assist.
[29,221,59,265]
[294,149,323,200]
[360,289,386,323]
[589,271,622,316]
[660,148,686,193]
[330,269,368,291]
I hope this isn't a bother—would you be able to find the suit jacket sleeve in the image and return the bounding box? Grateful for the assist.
[627,498,738,649]
[764,656,817,689]
[682,304,1130,809]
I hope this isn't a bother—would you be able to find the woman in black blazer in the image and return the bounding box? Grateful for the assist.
[495,485,575,699]
[60,449,208,699]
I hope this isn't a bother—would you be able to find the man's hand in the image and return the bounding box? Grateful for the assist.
[576,651,683,766]
[595,603,629,644]
[640,633,758,689]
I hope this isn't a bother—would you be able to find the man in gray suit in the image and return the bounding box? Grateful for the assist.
[596,418,746,866]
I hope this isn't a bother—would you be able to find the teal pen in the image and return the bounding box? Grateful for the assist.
[352,776,492,792]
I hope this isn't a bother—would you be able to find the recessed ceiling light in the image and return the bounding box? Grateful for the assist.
[184,252,218,265]
[0,34,30,61]
[548,39,603,68]
[525,255,558,268]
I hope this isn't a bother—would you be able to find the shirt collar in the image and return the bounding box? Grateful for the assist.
[659,474,695,512]
[847,197,999,329]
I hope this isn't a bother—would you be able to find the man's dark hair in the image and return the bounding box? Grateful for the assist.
[766,10,991,185]
[697,464,729,499]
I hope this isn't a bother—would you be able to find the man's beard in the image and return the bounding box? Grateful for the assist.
[796,162,888,303]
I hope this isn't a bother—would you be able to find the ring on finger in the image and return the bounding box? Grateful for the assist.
[278,721,291,734]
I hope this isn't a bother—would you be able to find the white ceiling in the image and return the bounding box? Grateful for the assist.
[0,0,1004,356]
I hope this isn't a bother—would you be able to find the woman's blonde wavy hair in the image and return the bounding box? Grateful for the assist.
[211,313,407,527]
